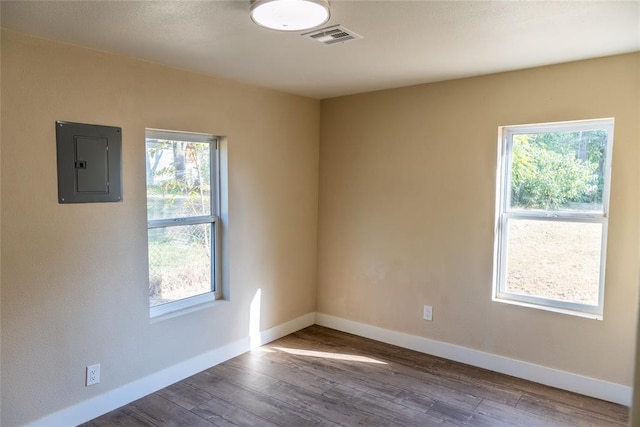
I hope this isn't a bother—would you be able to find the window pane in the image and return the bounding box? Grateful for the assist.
[510,130,608,213]
[148,224,212,307]
[505,219,602,306]
[146,139,211,220]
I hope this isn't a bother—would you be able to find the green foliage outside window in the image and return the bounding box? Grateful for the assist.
[510,131,607,211]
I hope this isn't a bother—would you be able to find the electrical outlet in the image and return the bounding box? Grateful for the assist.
[86,364,100,386]
[423,305,433,321]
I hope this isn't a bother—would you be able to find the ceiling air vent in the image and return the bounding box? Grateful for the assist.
[302,25,362,45]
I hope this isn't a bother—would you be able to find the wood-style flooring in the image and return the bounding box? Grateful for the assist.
[83,325,629,426]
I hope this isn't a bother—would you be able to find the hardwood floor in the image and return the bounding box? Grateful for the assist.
[83,325,629,426]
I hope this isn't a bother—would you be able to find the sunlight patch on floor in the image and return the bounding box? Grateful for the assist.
[272,347,388,364]
[252,347,276,353]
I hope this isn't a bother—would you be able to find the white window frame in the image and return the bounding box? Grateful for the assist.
[146,129,222,318]
[493,118,614,319]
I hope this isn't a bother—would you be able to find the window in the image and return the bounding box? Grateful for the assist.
[493,119,614,319]
[145,129,221,317]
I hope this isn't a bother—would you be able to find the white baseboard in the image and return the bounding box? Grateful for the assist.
[315,313,632,406]
[28,310,631,426]
[29,312,316,427]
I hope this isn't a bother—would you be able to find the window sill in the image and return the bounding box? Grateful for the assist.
[492,296,603,321]
[150,293,226,322]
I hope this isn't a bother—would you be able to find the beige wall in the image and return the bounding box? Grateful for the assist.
[0,22,3,421]
[630,59,640,426]
[318,53,640,386]
[0,30,319,426]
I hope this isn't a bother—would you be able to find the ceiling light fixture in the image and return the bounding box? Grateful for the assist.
[250,0,330,32]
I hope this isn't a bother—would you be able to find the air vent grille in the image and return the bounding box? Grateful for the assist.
[303,25,362,45]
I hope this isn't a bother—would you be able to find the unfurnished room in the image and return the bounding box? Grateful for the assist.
[1,1,640,426]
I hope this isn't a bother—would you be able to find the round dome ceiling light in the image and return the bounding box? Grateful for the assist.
[250,0,330,32]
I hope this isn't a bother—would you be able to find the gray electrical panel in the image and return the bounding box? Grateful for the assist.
[56,121,122,203]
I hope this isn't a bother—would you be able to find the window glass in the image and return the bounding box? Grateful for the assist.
[509,130,608,213]
[146,140,211,220]
[504,219,602,306]
[148,224,212,307]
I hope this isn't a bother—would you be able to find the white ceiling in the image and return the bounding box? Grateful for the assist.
[1,1,639,99]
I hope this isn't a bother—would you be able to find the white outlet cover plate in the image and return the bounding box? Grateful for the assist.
[86,364,100,386]
[423,305,433,321]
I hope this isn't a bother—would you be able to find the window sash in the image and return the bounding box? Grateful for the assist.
[148,215,217,229]
[148,218,221,317]
[502,120,614,218]
[495,214,608,317]
[145,133,218,221]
